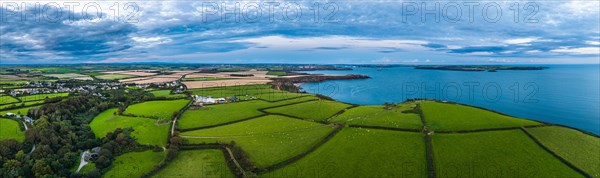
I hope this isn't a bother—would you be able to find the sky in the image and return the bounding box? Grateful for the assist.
[1,0,599,64]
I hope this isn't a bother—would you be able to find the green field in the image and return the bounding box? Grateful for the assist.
[0,106,36,116]
[527,126,600,177]
[432,130,580,177]
[96,74,136,80]
[0,118,24,142]
[420,101,540,131]
[0,95,19,105]
[189,85,277,98]
[149,90,187,99]
[264,100,351,121]
[181,115,335,168]
[79,163,96,174]
[124,99,189,120]
[179,97,318,130]
[266,71,286,76]
[103,150,165,178]
[43,73,90,79]
[183,77,232,81]
[153,149,235,178]
[331,104,422,129]
[179,100,267,130]
[264,128,426,177]
[0,100,46,110]
[253,92,309,102]
[19,93,69,102]
[90,108,170,146]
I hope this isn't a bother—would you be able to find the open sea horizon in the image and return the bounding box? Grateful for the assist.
[300,64,600,135]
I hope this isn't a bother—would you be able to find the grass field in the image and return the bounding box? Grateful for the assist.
[179,100,267,129]
[181,115,335,168]
[432,130,581,177]
[264,128,427,177]
[0,95,19,105]
[179,97,320,130]
[420,101,540,131]
[90,108,170,146]
[124,99,189,120]
[0,106,35,116]
[0,118,24,142]
[0,100,46,110]
[527,126,600,177]
[79,163,96,174]
[96,74,135,80]
[43,73,88,78]
[19,93,69,102]
[264,100,351,121]
[149,90,187,99]
[43,73,92,80]
[183,77,232,81]
[189,84,276,98]
[103,150,165,178]
[153,149,235,178]
[266,71,286,76]
[253,92,309,102]
[331,104,422,129]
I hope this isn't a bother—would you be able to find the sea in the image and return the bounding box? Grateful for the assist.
[299,65,600,135]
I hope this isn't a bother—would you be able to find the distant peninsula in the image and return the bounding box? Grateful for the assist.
[414,65,549,72]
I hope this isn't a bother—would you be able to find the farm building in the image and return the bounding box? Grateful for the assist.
[192,95,226,105]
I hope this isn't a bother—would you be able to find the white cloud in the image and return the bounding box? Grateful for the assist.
[372,57,421,63]
[467,52,494,56]
[232,35,429,51]
[586,41,600,45]
[503,38,538,45]
[551,47,600,55]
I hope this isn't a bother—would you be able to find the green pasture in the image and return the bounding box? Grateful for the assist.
[0,95,19,105]
[420,101,540,131]
[124,99,189,120]
[264,100,351,121]
[153,149,235,178]
[432,130,581,177]
[332,104,422,129]
[264,128,427,178]
[0,118,24,142]
[90,108,170,146]
[181,115,335,168]
[96,74,136,80]
[103,150,165,178]
[19,93,69,102]
[528,126,600,177]
[149,90,187,99]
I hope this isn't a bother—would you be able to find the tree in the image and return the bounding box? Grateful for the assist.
[94,156,111,169]
[32,160,53,177]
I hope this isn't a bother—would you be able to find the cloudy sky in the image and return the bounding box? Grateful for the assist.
[1,0,599,64]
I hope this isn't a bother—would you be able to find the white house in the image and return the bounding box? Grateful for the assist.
[193,95,216,104]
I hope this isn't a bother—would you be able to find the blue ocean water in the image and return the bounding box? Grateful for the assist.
[300,65,600,135]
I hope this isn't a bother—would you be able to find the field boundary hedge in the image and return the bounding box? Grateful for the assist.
[433,124,549,134]
[257,99,318,110]
[325,105,359,122]
[255,124,343,174]
[257,95,312,103]
[143,144,247,178]
[520,127,591,177]
[417,103,436,178]
[0,98,63,112]
[174,143,250,178]
[179,114,269,132]
[347,125,422,133]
